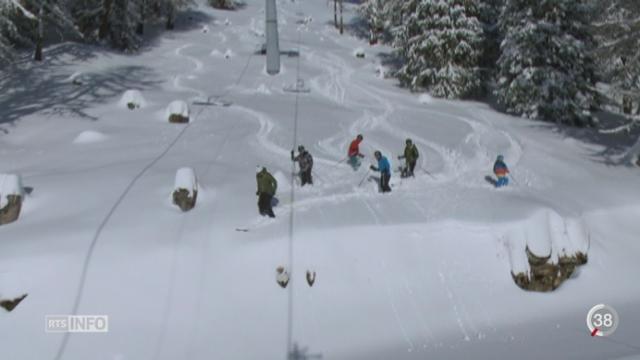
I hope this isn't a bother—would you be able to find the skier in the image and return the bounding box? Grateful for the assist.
[493,155,509,188]
[398,138,419,178]
[291,145,314,186]
[348,134,365,170]
[256,166,278,217]
[370,150,392,193]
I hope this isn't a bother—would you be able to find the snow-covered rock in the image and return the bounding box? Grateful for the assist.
[73,130,108,144]
[508,210,589,292]
[166,100,190,123]
[172,167,198,212]
[118,89,147,110]
[353,48,365,58]
[0,174,24,225]
[224,49,234,59]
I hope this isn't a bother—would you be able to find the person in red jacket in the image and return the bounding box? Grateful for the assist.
[348,134,365,170]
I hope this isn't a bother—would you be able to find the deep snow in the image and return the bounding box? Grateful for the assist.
[1,0,640,359]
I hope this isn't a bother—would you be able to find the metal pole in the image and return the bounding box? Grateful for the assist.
[266,0,280,75]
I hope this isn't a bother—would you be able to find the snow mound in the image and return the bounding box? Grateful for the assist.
[353,48,365,58]
[0,174,24,208]
[73,130,108,144]
[210,49,223,58]
[65,71,88,85]
[418,93,434,104]
[256,84,271,94]
[202,25,209,33]
[165,100,190,118]
[224,49,234,59]
[174,167,198,196]
[118,89,147,109]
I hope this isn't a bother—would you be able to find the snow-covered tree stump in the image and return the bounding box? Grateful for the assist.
[166,100,190,124]
[512,246,588,292]
[0,174,24,226]
[0,294,28,312]
[119,90,146,110]
[172,168,198,212]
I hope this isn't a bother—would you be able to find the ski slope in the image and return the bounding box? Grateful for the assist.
[1,1,640,359]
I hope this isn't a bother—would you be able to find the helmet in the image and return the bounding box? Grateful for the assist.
[497,155,504,161]
[256,165,264,174]
[406,138,412,144]
[357,134,363,140]
[374,150,381,158]
[298,145,305,152]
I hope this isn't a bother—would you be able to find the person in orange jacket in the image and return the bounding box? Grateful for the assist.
[348,134,365,170]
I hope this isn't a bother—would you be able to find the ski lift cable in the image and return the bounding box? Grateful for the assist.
[287,28,303,359]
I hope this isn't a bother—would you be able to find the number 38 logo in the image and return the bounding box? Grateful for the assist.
[587,304,619,337]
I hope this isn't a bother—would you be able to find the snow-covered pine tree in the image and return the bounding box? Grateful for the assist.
[590,0,640,116]
[0,0,36,61]
[393,0,485,99]
[105,0,138,50]
[496,0,598,126]
[359,0,385,41]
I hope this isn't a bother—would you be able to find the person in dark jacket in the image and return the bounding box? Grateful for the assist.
[493,155,509,188]
[256,166,278,217]
[291,145,314,186]
[370,150,392,193]
[398,138,419,178]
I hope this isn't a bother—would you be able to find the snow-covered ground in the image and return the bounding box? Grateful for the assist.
[1,1,640,359]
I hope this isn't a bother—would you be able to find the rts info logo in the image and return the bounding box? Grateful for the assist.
[45,315,109,333]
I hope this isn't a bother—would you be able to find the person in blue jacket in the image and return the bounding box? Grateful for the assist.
[493,155,510,188]
[370,150,392,193]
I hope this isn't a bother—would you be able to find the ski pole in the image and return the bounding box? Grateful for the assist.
[509,173,519,185]
[333,156,348,168]
[420,163,436,179]
[357,169,370,187]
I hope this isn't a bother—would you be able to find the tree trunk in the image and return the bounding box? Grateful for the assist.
[623,95,633,114]
[339,0,343,34]
[166,2,175,30]
[99,0,114,40]
[333,0,337,28]
[34,5,44,61]
[136,0,145,35]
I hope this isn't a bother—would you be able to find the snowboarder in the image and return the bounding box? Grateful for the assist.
[348,134,365,170]
[291,145,313,186]
[370,150,392,193]
[256,166,277,217]
[398,138,419,178]
[493,155,509,188]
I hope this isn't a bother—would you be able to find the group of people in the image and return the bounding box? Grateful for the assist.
[255,134,510,217]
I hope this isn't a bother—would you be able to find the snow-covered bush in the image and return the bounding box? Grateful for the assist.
[172,167,198,211]
[119,89,147,110]
[166,100,190,123]
[496,0,598,126]
[393,0,485,99]
[0,174,24,225]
